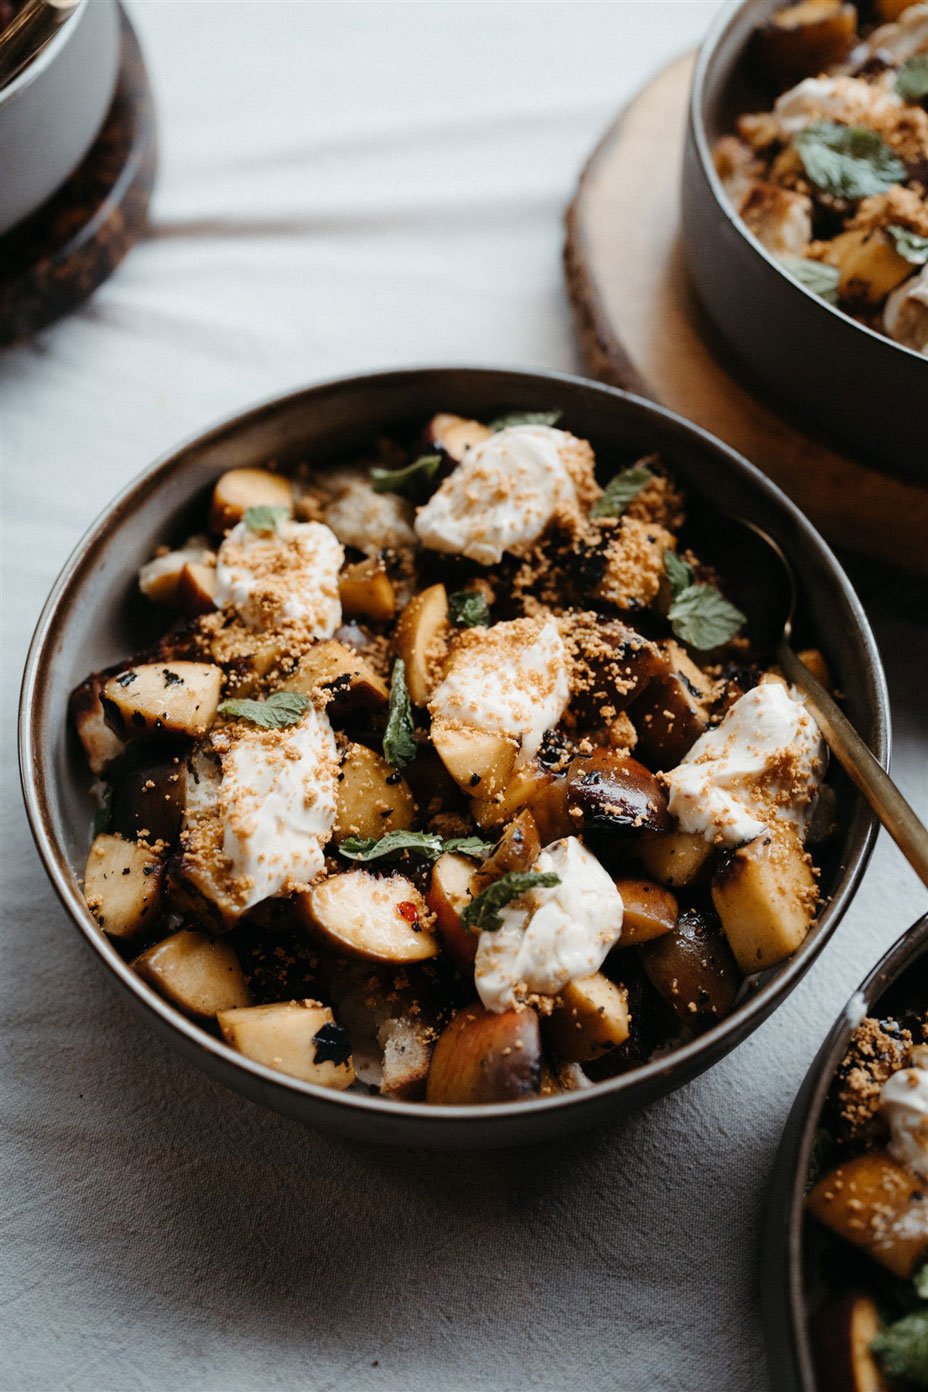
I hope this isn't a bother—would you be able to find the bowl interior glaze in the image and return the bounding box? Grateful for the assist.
[19,368,888,1148]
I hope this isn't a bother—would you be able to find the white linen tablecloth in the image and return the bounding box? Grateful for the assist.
[2,4,926,1389]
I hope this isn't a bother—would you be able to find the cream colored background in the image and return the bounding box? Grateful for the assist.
[2,4,926,1389]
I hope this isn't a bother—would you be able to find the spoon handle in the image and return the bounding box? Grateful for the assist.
[778,641,928,887]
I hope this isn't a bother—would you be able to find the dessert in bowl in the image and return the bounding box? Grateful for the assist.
[19,368,886,1147]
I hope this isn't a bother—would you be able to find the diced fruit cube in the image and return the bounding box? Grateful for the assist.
[334,742,416,841]
[209,467,293,534]
[339,559,396,623]
[395,583,449,706]
[807,1152,928,1279]
[301,871,438,963]
[544,974,630,1062]
[217,1001,355,1089]
[101,662,222,740]
[711,829,817,973]
[133,929,251,1019]
[613,877,678,944]
[426,1005,541,1105]
[83,834,163,940]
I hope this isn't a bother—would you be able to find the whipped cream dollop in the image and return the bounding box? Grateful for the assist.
[429,615,570,766]
[474,837,624,1013]
[884,267,928,356]
[414,425,578,565]
[881,1045,928,1178]
[218,704,338,912]
[215,518,343,633]
[664,682,826,847]
[774,75,901,136]
[323,474,416,554]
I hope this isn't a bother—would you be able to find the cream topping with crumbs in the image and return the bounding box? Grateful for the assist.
[215,519,343,634]
[414,425,580,565]
[663,682,826,846]
[474,837,624,1013]
[429,615,570,766]
[323,475,416,554]
[882,1045,928,1179]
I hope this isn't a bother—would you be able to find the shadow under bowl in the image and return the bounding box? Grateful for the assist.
[762,914,928,1390]
[19,366,888,1148]
[681,0,928,482]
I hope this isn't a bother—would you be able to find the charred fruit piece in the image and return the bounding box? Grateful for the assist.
[334,742,416,842]
[280,640,388,714]
[133,929,251,1019]
[101,663,222,741]
[807,1152,928,1279]
[431,721,517,801]
[711,829,817,973]
[83,834,163,940]
[217,1001,356,1089]
[427,852,479,971]
[209,467,294,534]
[426,1005,542,1105]
[566,749,670,835]
[395,583,449,706]
[639,908,740,1026]
[339,558,396,623]
[301,871,438,963]
[544,974,631,1062]
[612,877,678,944]
[750,0,858,89]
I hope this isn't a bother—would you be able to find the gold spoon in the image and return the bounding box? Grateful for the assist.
[0,0,80,90]
[736,519,928,886]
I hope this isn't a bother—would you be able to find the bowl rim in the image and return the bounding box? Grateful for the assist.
[765,913,928,1391]
[688,0,927,368]
[0,0,88,107]
[18,364,889,1131]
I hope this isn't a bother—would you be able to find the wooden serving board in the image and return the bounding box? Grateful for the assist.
[564,53,928,578]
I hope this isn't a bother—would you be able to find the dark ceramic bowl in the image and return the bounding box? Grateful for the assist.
[682,0,928,482]
[762,914,928,1390]
[19,367,888,1148]
[0,0,120,234]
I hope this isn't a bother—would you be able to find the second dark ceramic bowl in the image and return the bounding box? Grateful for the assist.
[682,0,928,482]
[0,0,120,234]
[19,367,888,1148]
[762,915,928,1391]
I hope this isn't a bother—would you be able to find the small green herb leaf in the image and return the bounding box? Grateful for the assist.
[383,659,417,768]
[668,585,746,651]
[896,53,928,102]
[795,122,906,201]
[871,1310,928,1385]
[448,589,491,628]
[663,548,695,599]
[488,410,562,431]
[217,691,310,729]
[442,836,494,859]
[780,257,841,304]
[339,831,445,862]
[244,505,290,534]
[461,871,561,933]
[591,463,655,518]
[370,454,441,498]
[888,224,928,266]
[92,785,112,838]
[312,1021,352,1067]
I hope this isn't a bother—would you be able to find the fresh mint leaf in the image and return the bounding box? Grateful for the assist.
[668,584,746,651]
[896,53,928,102]
[461,871,561,933]
[448,589,490,628]
[795,122,906,201]
[383,659,417,768]
[217,691,310,729]
[663,548,695,599]
[338,830,493,863]
[442,836,494,859]
[370,454,441,498]
[888,224,928,266]
[780,257,841,304]
[871,1310,928,1386]
[488,410,562,431]
[338,830,445,862]
[591,463,654,518]
[92,785,112,838]
[244,505,289,534]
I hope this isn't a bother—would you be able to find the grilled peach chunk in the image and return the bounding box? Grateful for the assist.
[431,721,517,801]
[545,974,631,1063]
[426,1005,542,1105]
[635,829,714,888]
[427,852,479,971]
[133,929,251,1020]
[302,871,438,963]
[280,640,388,714]
[810,1293,889,1392]
[612,878,678,945]
[217,1001,355,1089]
[70,671,126,774]
[640,908,740,1025]
[566,749,670,835]
[101,662,222,741]
[138,535,214,607]
[711,828,817,973]
[630,641,712,769]
[209,467,293,534]
[395,583,449,706]
[426,413,492,463]
[176,561,218,617]
[339,558,396,623]
[334,742,416,842]
[750,0,857,88]
[83,834,163,940]
[807,1152,928,1279]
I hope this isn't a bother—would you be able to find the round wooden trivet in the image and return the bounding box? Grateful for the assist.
[565,53,928,578]
[0,6,156,346]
